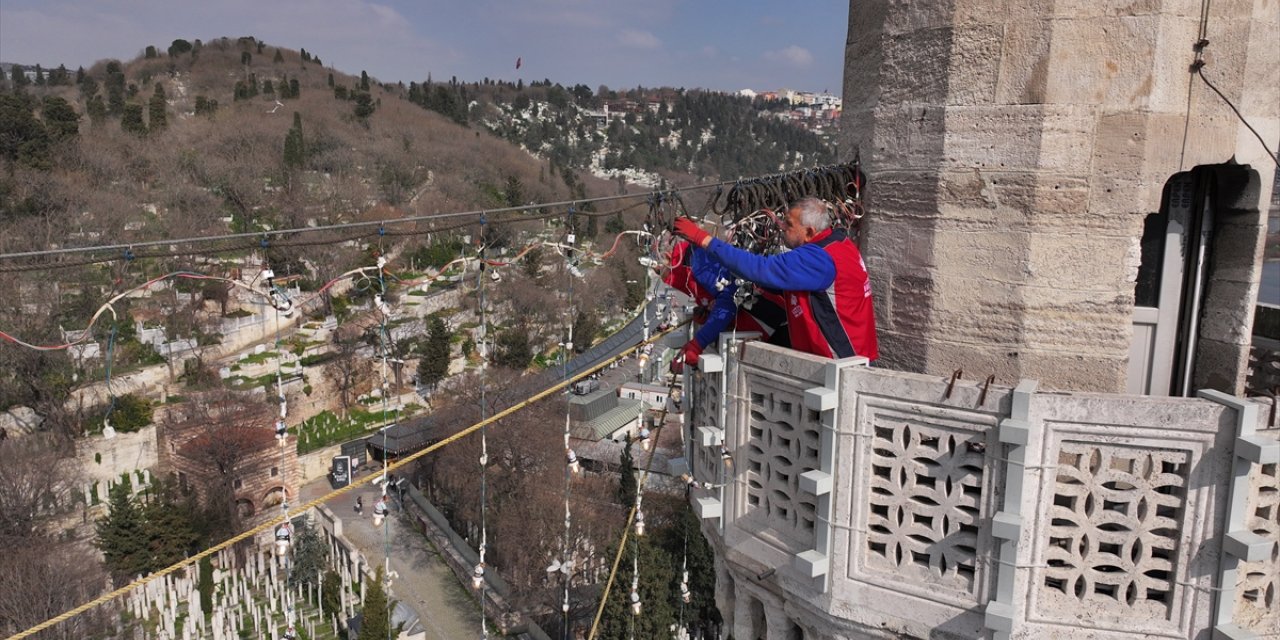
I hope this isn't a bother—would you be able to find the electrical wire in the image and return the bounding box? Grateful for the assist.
[0,182,732,263]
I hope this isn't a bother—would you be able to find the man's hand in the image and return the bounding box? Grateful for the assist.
[669,340,704,374]
[672,217,712,249]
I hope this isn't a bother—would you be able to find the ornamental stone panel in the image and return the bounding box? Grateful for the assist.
[1234,458,1279,635]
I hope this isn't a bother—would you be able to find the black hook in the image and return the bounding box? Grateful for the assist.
[978,374,996,406]
[943,369,963,400]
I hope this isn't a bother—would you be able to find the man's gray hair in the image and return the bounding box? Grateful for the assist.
[790,197,831,232]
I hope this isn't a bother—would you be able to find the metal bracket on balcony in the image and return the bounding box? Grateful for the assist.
[698,353,723,373]
[694,495,722,520]
[983,379,1038,640]
[793,549,828,578]
[799,469,832,496]
[697,426,725,447]
[1223,530,1274,562]
[1197,389,1269,640]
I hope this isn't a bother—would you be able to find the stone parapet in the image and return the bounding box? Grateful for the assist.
[688,340,1278,639]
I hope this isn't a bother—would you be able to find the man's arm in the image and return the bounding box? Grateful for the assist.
[694,282,738,347]
[704,238,836,291]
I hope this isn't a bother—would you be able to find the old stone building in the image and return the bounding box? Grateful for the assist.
[157,394,300,524]
[840,0,1277,395]
[683,2,1278,640]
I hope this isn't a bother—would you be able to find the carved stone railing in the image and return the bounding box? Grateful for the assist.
[685,341,1280,640]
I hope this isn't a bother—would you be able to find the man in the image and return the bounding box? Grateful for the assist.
[661,240,788,372]
[672,197,878,360]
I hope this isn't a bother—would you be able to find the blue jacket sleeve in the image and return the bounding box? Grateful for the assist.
[704,238,836,292]
[694,283,738,348]
[690,249,738,348]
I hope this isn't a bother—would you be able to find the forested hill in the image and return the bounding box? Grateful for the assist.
[0,37,610,258]
[400,78,837,184]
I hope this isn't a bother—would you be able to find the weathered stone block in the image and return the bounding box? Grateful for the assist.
[1043,17,1162,109]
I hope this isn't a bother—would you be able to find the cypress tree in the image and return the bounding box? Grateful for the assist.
[241,51,251,66]
[106,71,126,115]
[148,83,167,131]
[198,555,214,613]
[289,78,300,98]
[618,437,637,507]
[75,65,85,84]
[595,536,677,640]
[273,48,284,64]
[41,96,80,140]
[10,65,28,89]
[327,72,334,87]
[87,95,107,124]
[121,103,147,136]
[145,45,158,59]
[417,316,451,387]
[357,566,393,640]
[33,64,45,86]
[288,520,326,589]
[95,484,150,583]
[359,70,370,91]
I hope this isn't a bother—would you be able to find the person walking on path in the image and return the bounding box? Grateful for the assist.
[672,197,878,361]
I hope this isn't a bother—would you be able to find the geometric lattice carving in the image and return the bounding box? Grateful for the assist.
[1236,461,1279,633]
[1043,443,1188,618]
[743,377,821,548]
[865,420,984,596]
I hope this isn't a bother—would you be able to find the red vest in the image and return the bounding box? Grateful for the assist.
[786,229,879,360]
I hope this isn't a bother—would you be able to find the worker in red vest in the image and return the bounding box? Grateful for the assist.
[672,197,878,361]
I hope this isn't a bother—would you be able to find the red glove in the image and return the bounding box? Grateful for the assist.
[670,340,704,374]
[672,218,711,249]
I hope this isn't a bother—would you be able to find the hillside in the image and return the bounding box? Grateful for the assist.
[0,36,610,257]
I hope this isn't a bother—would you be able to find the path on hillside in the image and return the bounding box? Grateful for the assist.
[301,477,483,640]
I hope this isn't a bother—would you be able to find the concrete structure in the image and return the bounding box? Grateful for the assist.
[840,0,1278,395]
[685,337,1278,640]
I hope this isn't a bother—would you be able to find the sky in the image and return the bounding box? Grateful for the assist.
[0,0,849,94]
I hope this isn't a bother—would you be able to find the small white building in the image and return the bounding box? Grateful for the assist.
[618,382,669,411]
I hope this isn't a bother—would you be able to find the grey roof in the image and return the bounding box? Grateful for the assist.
[569,388,618,422]
[572,397,644,441]
[365,415,444,456]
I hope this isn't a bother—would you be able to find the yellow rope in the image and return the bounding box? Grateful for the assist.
[10,321,685,640]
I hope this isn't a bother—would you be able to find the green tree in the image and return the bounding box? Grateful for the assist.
[321,570,342,619]
[140,480,200,568]
[95,484,150,584]
[357,566,394,640]
[194,95,217,116]
[47,64,71,86]
[283,111,305,168]
[359,70,370,91]
[10,64,29,89]
[121,103,146,135]
[596,536,677,640]
[273,48,285,64]
[353,92,375,120]
[168,39,193,57]
[33,65,45,86]
[105,65,126,115]
[145,45,158,59]
[617,437,637,507]
[148,83,167,132]
[240,51,252,66]
[659,507,722,637]
[0,93,51,168]
[86,95,107,124]
[417,316,451,387]
[198,555,214,613]
[288,519,326,589]
[110,393,154,432]
[493,325,532,370]
[571,309,598,352]
[262,79,275,96]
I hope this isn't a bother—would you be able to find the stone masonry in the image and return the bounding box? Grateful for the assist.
[840,0,1279,393]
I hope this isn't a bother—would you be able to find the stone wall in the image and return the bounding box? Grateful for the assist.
[840,0,1279,393]
[686,339,1278,639]
[75,424,158,484]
